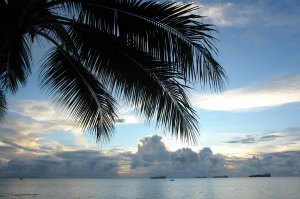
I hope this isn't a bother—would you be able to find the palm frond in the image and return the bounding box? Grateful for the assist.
[0,0,227,144]
[0,34,32,93]
[40,46,117,142]
[68,25,199,143]
[79,0,227,90]
[0,89,6,120]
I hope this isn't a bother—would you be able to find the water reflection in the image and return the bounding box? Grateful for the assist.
[0,177,299,199]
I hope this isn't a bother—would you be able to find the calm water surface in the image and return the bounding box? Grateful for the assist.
[0,177,299,199]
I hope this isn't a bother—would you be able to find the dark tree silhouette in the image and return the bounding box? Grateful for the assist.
[0,0,226,143]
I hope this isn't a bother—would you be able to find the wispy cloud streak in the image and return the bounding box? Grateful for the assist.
[192,74,300,111]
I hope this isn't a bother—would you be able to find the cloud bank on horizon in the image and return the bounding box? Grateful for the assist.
[0,135,299,178]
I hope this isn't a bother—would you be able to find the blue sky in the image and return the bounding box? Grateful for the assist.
[1,0,300,178]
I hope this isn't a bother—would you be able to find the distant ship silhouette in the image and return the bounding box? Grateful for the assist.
[213,175,228,178]
[249,173,271,177]
[150,176,166,179]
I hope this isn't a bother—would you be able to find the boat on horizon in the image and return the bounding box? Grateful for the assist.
[150,176,166,179]
[213,175,228,178]
[195,176,207,178]
[249,173,271,177]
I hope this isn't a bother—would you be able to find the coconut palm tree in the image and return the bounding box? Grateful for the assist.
[0,0,226,143]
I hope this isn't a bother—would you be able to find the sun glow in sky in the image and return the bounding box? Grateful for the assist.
[1,0,300,178]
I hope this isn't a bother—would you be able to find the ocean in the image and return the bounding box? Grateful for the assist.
[0,177,299,199]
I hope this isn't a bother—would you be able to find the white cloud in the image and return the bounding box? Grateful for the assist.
[192,74,300,111]
[194,1,300,29]
[116,114,141,124]
[2,100,92,150]
[13,100,68,122]
[194,2,254,27]
[108,102,142,124]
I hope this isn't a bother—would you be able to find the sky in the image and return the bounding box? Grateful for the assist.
[1,0,300,178]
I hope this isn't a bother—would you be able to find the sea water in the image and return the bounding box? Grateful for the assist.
[0,177,299,199]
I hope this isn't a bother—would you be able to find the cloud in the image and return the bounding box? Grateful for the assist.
[192,74,300,111]
[0,100,131,178]
[0,150,120,178]
[226,134,284,144]
[129,135,300,177]
[2,100,100,149]
[259,135,284,141]
[196,2,253,27]
[195,1,300,29]
[225,128,300,151]
[116,114,141,124]
[0,133,300,177]
[130,135,228,177]
[131,135,169,169]
[226,136,255,144]
[230,151,300,176]
[199,147,212,159]
[13,101,68,122]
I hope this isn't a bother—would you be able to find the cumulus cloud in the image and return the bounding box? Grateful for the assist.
[130,135,228,177]
[133,135,169,165]
[192,74,300,111]
[230,151,300,176]
[128,135,300,177]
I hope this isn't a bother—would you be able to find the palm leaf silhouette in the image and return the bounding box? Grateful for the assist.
[0,0,227,143]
